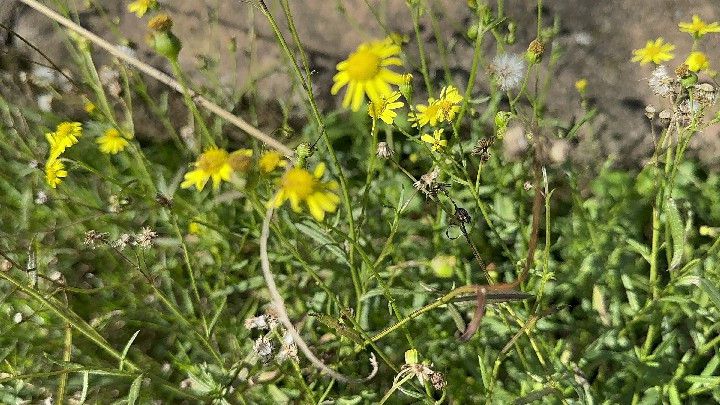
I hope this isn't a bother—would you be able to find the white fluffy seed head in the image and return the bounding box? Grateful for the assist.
[491,53,525,92]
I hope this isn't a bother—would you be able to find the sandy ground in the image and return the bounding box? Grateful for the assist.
[2,0,719,167]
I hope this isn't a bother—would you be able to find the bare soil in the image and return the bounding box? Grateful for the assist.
[3,0,719,167]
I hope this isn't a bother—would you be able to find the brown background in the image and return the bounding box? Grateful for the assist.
[3,0,719,167]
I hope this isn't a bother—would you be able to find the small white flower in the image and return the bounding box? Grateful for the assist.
[13,312,23,324]
[491,53,525,91]
[112,234,133,251]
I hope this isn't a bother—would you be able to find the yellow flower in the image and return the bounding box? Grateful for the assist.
[259,151,287,173]
[332,37,405,111]
[421,129,448,152]
[679,15,720,38]
[368,91,404,124]
[84,102,96,114]
[46,122,82,159]
[410,100,441,127]
[410,85,463,127]
[434,85,463,122]
[575,79,588,93]
[685,51,710,72]
[632,38,675,65]
[181,147,233,191]
[272,163,340,221]
[97,128,130,154]
[45,158,67,189]
[127,0,156,17]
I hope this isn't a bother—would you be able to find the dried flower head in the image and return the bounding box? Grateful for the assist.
[376,141,394,159]
[148,14,173,32]
[112,234,134,251]
[253,336,274,358]
[135,227,158,250]
[413,168,441,198]
[491,53,525,91]
[35,191,48,205]
[472,136,495,162]
[84,230,108,249]
[244,315,270,330]
[694,83,716,106]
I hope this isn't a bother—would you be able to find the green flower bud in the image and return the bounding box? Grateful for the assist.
[494,111,513,139]
[467,22,479,40]
[680,72,698,88]
[154,31,182,60]
[295,143,311,167]
[505,22,517,45]
[405,349,419,365]
[430,255,457,278]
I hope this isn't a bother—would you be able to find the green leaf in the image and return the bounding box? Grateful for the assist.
[684,375,720,386]
[119,330,140,371]
[295,221,349,266]
[668,384,682,405]
[699,278,720,311]
[626,239,651,264]
[666,198,685,271]
[127,374,142,405]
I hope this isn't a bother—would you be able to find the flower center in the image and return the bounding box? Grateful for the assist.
[282,168,316,199]
[197,149,228,173]
[56,123,79,138]
[346,49,382,81]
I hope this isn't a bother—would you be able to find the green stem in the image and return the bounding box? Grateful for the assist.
[168,58,214,148]
[409,5,434,96]
[258,1,363,315]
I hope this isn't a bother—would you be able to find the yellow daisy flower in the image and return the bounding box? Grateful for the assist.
[679,15,720,38]
[331,37,405,111]
[632,38,675,65]
[410,99,442,127]
[259,151,288,173]
[97,128,130,155]
[45,158,67,189]
[575,79,588,93]
[409,85,463,127]
[272,163,340,221]
[368,91,404,124]
[127,0,156,18]
[181,147,233,191]
[46,122,82,159]
[434,85,463,122]
[685,51,710,72]
[421,129,448,152]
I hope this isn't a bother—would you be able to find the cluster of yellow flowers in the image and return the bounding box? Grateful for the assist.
[632,15,719,72]
[42,109,133,188]
[181,147,339,221]
[44,122,81,188]
[332,37,464,155]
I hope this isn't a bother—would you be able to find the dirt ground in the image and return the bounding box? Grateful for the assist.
[2,0,719,167]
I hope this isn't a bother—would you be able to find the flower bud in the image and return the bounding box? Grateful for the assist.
[153,31,182,60]
[404,349,419,365]
[525,39,544,64]
[430,255,457,278]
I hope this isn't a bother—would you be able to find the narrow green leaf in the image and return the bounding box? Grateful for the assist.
[668,384,682,405]
[666,198,685,271]
[79,371,89,404]
[295,222,349,266]
[119,330,141,371]
[127,374,142,405]
[699,278,720,311]
[626,239,652,264]
[684,375,720,386]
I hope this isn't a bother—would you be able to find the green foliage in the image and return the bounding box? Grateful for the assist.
[1,0,720,404]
